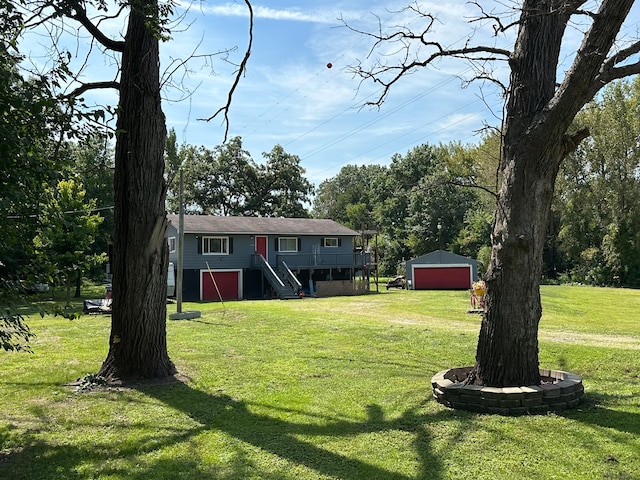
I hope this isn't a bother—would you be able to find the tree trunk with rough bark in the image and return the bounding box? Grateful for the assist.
[98,0,176,380]
[471,0,635,387]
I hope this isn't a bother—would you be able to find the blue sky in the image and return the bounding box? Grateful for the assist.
[20,1,640,186]
[159,1,512,185]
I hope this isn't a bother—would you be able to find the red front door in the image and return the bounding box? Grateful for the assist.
[256,235,268,260]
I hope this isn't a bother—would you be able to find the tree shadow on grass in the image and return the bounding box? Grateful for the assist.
[0,420,207,480]
[0,378,450,480]
[559,392,640,436]
[138,378,447,480]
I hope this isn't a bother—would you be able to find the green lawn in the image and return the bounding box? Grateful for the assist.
[1,285,638,479]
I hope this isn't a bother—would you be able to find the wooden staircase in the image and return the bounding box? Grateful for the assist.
[255,255,302,299]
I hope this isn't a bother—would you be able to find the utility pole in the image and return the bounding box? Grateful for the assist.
[169,166,200,320]
[176,167,184,313]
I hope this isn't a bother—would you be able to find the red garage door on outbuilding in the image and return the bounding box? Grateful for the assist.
[412,265,472,290]
[201,270,241,301]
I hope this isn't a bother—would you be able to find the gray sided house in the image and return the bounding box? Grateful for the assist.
[167,215,368,301]
[405,250,479,290]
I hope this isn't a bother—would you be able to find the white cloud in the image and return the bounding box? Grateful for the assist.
[176,1,346,24]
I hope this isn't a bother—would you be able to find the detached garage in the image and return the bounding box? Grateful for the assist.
[406,250,479,290]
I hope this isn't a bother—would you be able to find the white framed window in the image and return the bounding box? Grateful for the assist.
[202,236,229,255]
[278,237,298,253]
[168,237,176,253]
[323,237,339,248]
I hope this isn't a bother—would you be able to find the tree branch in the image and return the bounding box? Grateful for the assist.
[199,0,253,142]
[551,0,636,117]
[468,1,522,34]
[67,81,120,99]
[350,44,510,107]
[562,127,590,156]
[595,40,640,86]
[69,3,125,52]
[342,6,511,107]
[448,178,498,198]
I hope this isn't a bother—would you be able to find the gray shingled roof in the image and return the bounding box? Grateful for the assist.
[167,215,359,236]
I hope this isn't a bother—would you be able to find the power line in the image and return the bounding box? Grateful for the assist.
[307,97,504,182]
[296,69,474,161]
[6,205,114,219]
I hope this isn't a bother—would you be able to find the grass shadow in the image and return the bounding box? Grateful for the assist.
[138,377,448,479]
[0,377,449,479]
[560,392,640,436]
[0,440,90,480]
[0,421,205,480]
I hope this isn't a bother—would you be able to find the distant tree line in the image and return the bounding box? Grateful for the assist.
[311,142,493,276]
[552,77,640,287]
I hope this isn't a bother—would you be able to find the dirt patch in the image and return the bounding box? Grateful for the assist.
[388,318,639,350]
[67,372,191,393]
[388,317,477,331]
[540,331,640,350]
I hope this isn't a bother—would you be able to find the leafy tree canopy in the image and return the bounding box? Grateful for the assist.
[555,77,640,287]
[33,178,105,305]
[165,133,314,218]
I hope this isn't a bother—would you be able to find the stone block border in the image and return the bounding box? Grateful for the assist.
[431,366,585,415]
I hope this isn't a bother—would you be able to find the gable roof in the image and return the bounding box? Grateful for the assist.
[167,215,359,236]
[406,250,479,266]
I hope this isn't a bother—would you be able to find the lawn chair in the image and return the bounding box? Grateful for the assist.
[83,284,112,314]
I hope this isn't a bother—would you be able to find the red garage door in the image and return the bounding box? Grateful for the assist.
[413,266,471,290]
[201,270,240,301]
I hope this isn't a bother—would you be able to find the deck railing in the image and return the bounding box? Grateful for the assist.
[275,252,370,269]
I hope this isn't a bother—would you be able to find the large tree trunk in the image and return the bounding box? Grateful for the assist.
[470,1,571,387]
[472,146,562,386]
[98,0,176,380]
